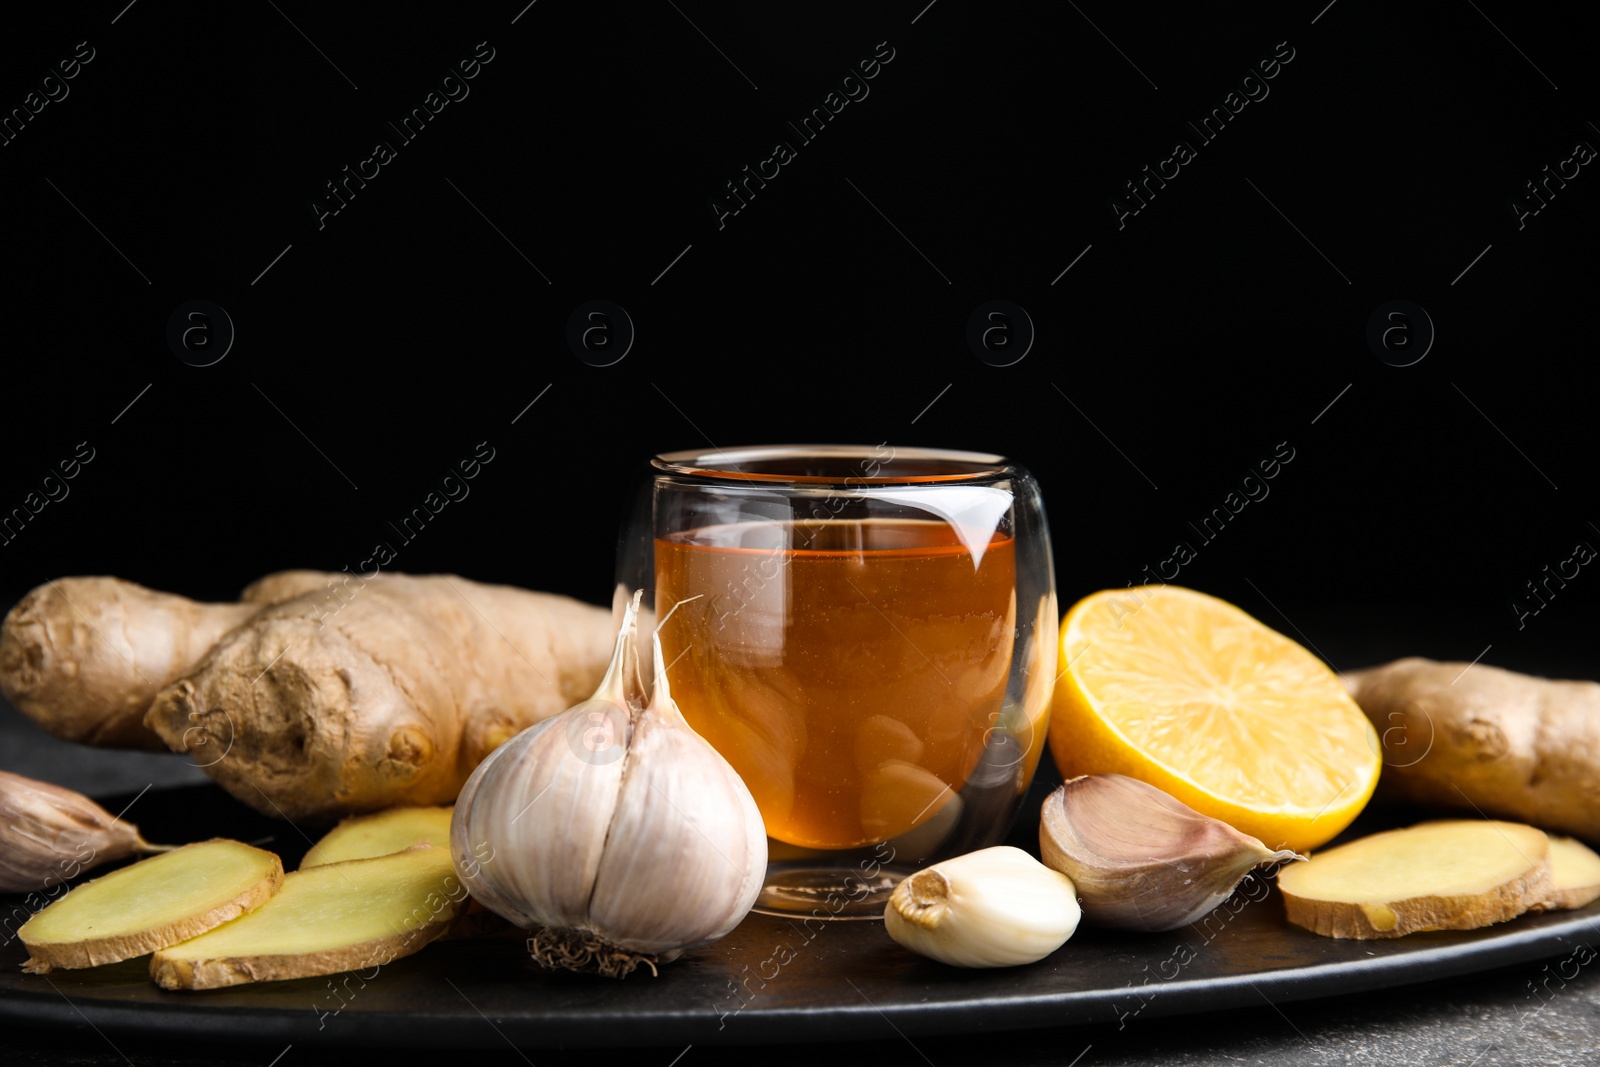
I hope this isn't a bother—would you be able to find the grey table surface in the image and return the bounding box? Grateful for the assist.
[3,698,1597,1067]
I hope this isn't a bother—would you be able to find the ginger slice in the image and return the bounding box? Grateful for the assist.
[1539,836,1600,911]
[299,806,453,868]
[19,839,283,972]
[151,845,465,989]
[1277,820,1552,939]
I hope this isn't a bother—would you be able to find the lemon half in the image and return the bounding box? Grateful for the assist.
[1049,585,1379,853]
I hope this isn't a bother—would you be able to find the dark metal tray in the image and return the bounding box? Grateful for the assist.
[2,783,1594,1050]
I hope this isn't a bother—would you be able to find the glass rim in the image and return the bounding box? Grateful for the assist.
[651,444,1015,486]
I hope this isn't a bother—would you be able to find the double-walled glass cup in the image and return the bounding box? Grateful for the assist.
[617,445,1056,918]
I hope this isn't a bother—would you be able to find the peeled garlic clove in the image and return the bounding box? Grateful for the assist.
[451,593,767,978]
[1039,774,1303,932]
[0,770,165,893]
[884,846,1080,968]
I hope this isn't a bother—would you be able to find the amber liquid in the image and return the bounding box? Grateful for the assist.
[656,519,1016,849]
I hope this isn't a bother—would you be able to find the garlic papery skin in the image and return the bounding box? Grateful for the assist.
[449,610,635,935]
[1038,774,1304,932]
[450,593,766,977]
[884,846,1080,968]
[0,770,169,893]
[584,631,766,958]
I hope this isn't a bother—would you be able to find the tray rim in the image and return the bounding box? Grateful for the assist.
[3,899,1595,1049]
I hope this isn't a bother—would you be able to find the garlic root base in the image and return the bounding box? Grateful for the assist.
[526,927,665,978]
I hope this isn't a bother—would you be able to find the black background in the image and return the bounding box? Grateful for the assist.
[3,2,1597,679]
[3,5,1600,1062]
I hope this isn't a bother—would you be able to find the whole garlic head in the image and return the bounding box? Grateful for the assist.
[450,593,766,976]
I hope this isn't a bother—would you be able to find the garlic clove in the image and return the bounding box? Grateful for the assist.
[884,845,1081,968]
[879,790,966,865]
[859,759,956,843]
[582,630,765,957]
[454,698,632,930]
[587,696,766,958]
[0,770,168,893]
[854,715,926,771]
[451,597,641,932]
[1039,774,1303,932]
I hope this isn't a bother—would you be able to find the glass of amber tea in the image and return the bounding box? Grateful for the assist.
[617,445,1056,918]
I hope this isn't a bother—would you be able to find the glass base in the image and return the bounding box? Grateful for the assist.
[751,865,912,919]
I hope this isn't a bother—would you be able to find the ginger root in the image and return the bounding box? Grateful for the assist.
[0,580,264,749]
[1,572,617,821]
[1278,820,1553,939]
[1344,657,1600,844]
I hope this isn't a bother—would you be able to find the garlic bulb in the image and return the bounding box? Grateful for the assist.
[1038,774,1304,931]
[449,593,766,977]
[884,846,1080,968]
[0,770,171,893]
